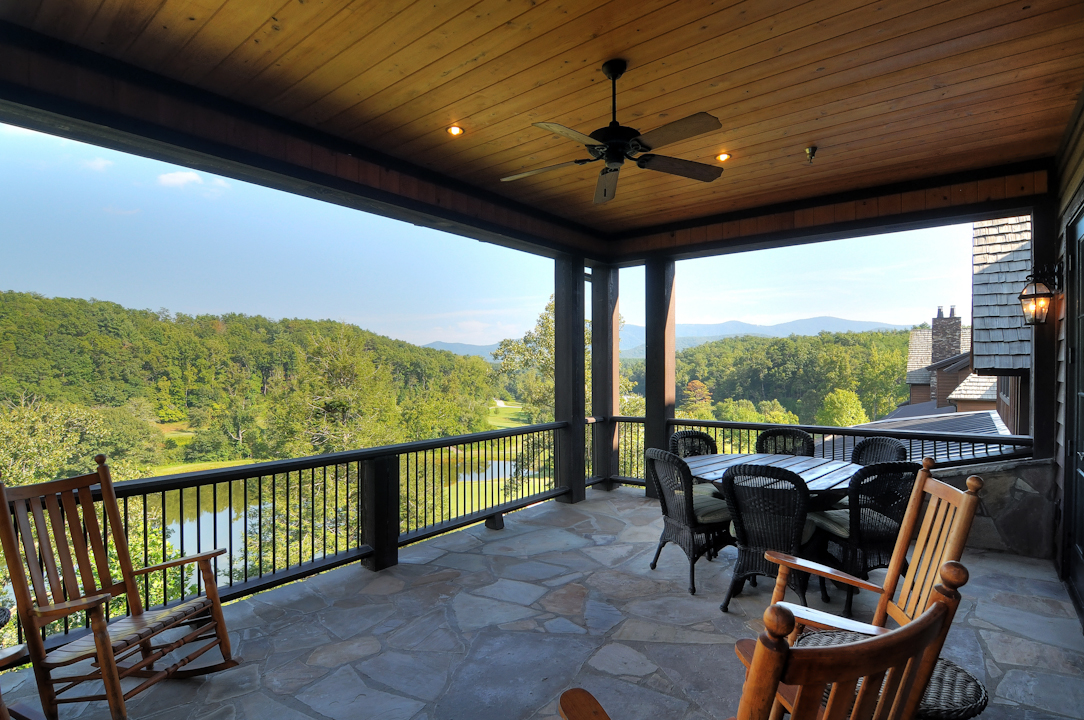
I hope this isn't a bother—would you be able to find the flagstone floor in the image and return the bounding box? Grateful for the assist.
[4,485,1083,720]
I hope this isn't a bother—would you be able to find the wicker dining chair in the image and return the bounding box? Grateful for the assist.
[668,429,717,458]
[645,448,733,594]
[851,436,908,465]
[808,461,922,616]
[755,427,814,456]
[718,464,826,611]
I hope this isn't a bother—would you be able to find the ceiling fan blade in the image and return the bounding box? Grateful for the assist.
[534,122,601,147]
[593,167,621,204]
[501,159,594,182]
[636,154,722,182]
[632,112,722,151]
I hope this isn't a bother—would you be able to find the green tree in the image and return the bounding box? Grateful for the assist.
[815,389,870,427]
[493,297,592,423]
[677,379,714,420]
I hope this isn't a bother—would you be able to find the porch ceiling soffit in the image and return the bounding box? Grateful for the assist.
[0,19,1066,264]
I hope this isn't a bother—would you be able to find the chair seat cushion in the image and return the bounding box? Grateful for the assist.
[692,493,731,524]
[691,482,720,497]
[794,630,989,719]
[809,509,850,538]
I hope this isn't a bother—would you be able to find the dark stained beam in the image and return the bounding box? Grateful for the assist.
[644,258,676,499]
[614,163,1055,263]
[555,255,586,504]
[591,266,620,489]
[1032,197,1058,460]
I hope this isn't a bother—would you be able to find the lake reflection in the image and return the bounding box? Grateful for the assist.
[458,459,516,482]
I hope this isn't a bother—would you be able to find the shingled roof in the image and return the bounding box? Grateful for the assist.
[905,327,972,385]
[972,216,1032,371]
[948,373,997,402]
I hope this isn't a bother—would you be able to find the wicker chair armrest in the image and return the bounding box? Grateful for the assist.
[32,592,112,621]
[133,548,227,575]
[775,601,893,635]
[764,550,884,593]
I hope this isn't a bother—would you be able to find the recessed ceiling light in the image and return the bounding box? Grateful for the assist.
[716,153,730,162]
[447,125,464,136]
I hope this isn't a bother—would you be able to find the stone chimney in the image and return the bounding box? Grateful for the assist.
[931,305,962,364]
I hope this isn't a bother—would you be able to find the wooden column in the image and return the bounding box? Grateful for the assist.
[591,266,620,490]
[1032,198,1058,459]
[555,255,587,503]
[645,258,676,498]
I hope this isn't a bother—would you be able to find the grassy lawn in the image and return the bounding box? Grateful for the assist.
[149,459,256,476]
[487,401,530,429]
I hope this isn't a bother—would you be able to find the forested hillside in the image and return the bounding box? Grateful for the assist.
[0,291,492,481]
[623,329,910,425]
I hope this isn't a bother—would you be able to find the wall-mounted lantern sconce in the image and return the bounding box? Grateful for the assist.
[1019,261,1063,325]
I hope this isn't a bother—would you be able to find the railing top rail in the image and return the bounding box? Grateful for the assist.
[113,421,569,496]
[665,417,1033,446]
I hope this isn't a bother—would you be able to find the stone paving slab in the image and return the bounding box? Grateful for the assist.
[4,486,1083,719]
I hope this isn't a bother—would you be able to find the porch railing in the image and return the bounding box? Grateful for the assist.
[8,413,1032,653]
[608,416,1033,485]
[15,422,567,651]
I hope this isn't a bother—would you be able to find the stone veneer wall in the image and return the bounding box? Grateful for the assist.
[935,457,1056,559]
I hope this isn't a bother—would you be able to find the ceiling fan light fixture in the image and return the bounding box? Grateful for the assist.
[716,153,730,162]
[446,125,464,136]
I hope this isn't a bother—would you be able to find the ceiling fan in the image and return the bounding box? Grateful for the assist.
[501,59,724,204]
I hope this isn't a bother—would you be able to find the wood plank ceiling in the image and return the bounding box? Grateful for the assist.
[3,0,1083,235]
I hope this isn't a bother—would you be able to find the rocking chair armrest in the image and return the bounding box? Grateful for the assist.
[764,551,884,594]
[775,601,893,636]
[132,548,227,576]
[32,593,112,621]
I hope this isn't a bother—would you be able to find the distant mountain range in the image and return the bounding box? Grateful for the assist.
[425,317,911,361]
[423,340,501,361]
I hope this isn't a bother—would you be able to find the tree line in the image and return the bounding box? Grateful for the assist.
[0,290,492,482]
[622,329,910,426]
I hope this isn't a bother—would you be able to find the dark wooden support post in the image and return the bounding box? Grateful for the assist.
[361,455,400,570]
[555,255,587,503]
[1032,198,1058,459]
[645,258,676,498]
[592,265,620,490]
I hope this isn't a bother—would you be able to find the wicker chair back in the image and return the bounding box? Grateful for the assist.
[645,448,696,526]
[755,427,815,456]
[718,463,816,610]
[850,436,908,465]
[668,430,718,458]
[722,464,810,558]
[847,461,921,550]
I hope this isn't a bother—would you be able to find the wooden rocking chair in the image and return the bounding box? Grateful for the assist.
[557,562,963,720]
[764,458,988,719]
[0,455,237,720]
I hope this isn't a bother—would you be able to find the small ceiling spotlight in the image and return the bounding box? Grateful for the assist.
[716,153,731,162]
[805,146,817,163]
[447,125,464,136]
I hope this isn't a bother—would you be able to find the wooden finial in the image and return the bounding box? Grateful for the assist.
[938,560,968,592]
[965,476,983,494]
[922,457,935,471]
[763,604,795,641]
[94,454,107,466]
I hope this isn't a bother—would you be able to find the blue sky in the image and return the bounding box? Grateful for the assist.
[0,122,973,345]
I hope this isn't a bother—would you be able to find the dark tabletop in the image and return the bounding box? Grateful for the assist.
[683,453,862,493]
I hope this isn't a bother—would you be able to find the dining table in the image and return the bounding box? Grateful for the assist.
[683,452,864,509]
